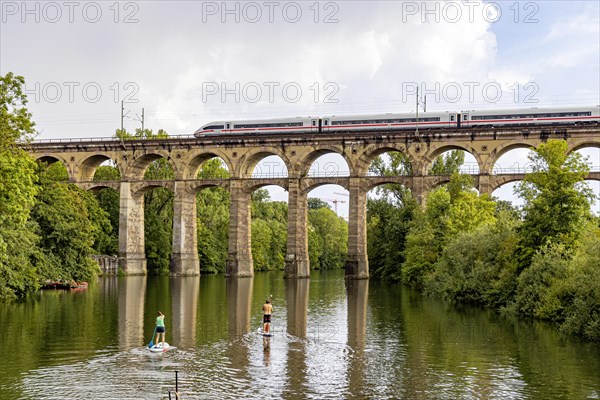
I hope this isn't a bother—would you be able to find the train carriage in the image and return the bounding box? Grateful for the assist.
[194,105,600,137]
[194,117,316,135]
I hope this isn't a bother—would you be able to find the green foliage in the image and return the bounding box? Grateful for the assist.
[43,162,69,181]
[0,221,40,298]
[196,158,230,273]
[559,224,600,340]
[308,207,348,269]
[90,166,120,255]
[143,157,175,275]
[0,72,36,146]
[197,186,230,273]
[94,165,121,181]
[429,150,465,175]
[308,197,331,210]
[0,148,38,227]
[402,174,496,288]
[509,243,570,320]
[250,190,288,271]
[515,140,594,270]
[0,73,40,299]
[401,210,439,287]
[367,196,416,280]
[31,170,100,281]
[251,218,286,271]
[368,152,414,204]
[426,216,519,308]
[114,128,169,140]
[446,191,497,238]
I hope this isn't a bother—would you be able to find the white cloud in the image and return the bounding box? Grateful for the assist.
[1,0,597,137]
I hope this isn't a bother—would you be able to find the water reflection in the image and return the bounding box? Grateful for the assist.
[286,278,309,338]
[346,279,368,398]
[225,277,253,392]
[226,277,253,338]
[118,276,146,350]
[2,272,599,400]
[283,279,310,397]
[170,276,199,349]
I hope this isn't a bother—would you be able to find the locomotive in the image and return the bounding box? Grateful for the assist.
[193,105,600,137]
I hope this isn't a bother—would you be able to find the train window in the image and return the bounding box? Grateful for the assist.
[312,120,316,126]
[331,117,440,125]
[450,115,455,121]
[324,120,328,125]
[227,124,230,129]
[204,125,224,130]
[233,122,304,128]
[472,111,592,120]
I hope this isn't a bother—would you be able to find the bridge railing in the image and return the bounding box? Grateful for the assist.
[27,134,197,143]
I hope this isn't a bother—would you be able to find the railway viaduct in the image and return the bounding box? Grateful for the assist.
[24,126,600,279]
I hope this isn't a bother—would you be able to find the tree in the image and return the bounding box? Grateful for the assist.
[515,140,594,271]
[429,150,465,175]
[401,173,495,287]
[0,73,40,298]
[367,197,416,280]
[92,165,121,255]
[0,72,36,146]
[308,198,331,210]
[308,207,348,269]
[196,159,230,273]
[31,165,100,281]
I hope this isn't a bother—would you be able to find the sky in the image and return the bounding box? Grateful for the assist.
[2,0,599,216]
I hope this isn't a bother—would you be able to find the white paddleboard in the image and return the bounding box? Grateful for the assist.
[257,328,274,337]
[149,342,176,352]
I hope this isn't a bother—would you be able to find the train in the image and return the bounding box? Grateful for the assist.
[193,105,600,137]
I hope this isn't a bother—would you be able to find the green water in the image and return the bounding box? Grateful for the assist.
[1,270,598,399]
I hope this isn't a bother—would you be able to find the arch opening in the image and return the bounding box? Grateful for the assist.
[306,184,348,270]
[250,155,288,179]
[307,153,350,178]
[427,149,479,175]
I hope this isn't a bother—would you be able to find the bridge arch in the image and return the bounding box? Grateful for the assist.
[300,178,349,195]
[132,181,175,196]
[485,141,537,174]
[188,180,230,193]
[239,148,290,178]
[80,181,120,192]
[421,144,482,175]
[299,146,353,177]
[184,150,233,180]
[78,153,122,181]
[35,154,74,180]
[567,140,600,154]
[357,144,412,176]
[127,152,174,180]
[362,177,413,193]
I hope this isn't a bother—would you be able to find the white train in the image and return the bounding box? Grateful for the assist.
[194,105,600,137]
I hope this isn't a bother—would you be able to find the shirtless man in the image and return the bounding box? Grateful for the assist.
[262,298,273,333]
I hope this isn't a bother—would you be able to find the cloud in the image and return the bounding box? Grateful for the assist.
[1,1,597,137]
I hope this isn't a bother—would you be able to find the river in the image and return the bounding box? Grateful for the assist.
[1,270,598,399]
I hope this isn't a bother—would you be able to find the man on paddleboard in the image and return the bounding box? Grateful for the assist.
[262,299,273,334]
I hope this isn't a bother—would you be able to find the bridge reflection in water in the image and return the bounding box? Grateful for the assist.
[2,271,599,399]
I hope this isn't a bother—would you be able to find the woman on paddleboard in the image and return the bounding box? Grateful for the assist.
[154,311,166,348]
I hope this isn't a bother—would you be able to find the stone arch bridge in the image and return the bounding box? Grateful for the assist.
[24,126,600,279]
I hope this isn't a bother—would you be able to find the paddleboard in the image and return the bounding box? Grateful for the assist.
[257,328,274,337]
[149,342,176,352]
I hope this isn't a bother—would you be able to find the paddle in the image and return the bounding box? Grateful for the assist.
[148,326,157,348]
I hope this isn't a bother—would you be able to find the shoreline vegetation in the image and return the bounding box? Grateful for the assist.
[1,73,599,341]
